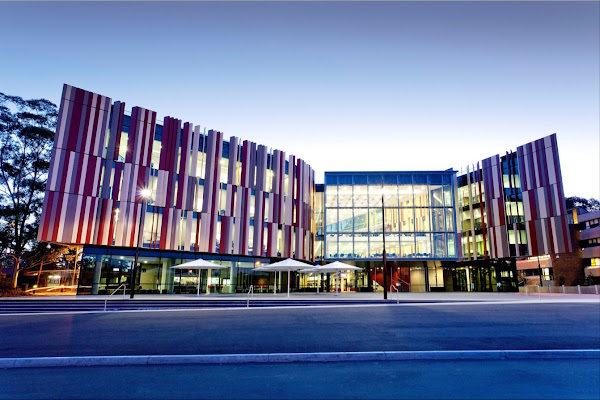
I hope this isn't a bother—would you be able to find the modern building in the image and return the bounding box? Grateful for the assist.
[454,134,572,291]
[38,84,315,295]
[568,208,600,283]
[37,84,574,295]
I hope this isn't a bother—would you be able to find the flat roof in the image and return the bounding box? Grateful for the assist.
[325,170,457,175]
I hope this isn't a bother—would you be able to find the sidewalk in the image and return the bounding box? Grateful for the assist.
[3,291,599,302]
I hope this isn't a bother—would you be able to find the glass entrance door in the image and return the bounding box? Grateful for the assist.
[454,268,468,291]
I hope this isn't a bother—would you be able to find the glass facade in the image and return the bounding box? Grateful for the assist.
[324,172,459,261]
[77,246,276,295]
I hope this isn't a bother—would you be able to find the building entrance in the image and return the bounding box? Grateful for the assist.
[447,259,518,292]
[450,266,495,292]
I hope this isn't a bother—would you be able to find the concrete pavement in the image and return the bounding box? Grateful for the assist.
[3,291,599,301]
[1,302,598,358]
[1,298,598,399]
[1,359,599,399]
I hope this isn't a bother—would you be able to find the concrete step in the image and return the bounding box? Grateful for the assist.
[0,298,442,314]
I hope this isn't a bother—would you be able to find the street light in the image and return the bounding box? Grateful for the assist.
[130,188,151,299]
[537,254,543,288]
[381,180,388,300]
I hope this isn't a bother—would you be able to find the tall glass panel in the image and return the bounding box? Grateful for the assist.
[369,234,384,257]
[401,234,416,258]
[138,254,162,293]
[338,234,353,259]
[433,233,446,258]
[382,184,399,208]
[353,185,368,208]
[400,207,414,233]
[431,208,445,232]
[414,187,428,207]
[326,185,337,208]
[447,233,457,258]
[354,234,368,258]
[338,185,353,208]
[385,234,400,257]
[443,181,453,207]
[383,208,400,232]
[430,185,444,207]
[445,208,455,232]
[369,209,383,233]
[353,208,369,233]
[368,184,382,207]
[314,190,324,236]
[414,208,430,232]
[326,234,338,258]
[415,233,431,257]
[325,209,338,233]
[398,185,413,207]
[338,208,353,232]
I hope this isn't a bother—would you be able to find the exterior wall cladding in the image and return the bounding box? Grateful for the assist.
[39,84,572,269]
[458,133,572,261]
[38,84,315,261]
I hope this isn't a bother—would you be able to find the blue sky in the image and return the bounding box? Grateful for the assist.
[1,1,598,198]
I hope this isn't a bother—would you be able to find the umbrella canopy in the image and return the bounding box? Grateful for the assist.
[171,259,227,270]
[298,268,320,274]
[254,258,312,272]
[314,261,363,273]
[254,258,312,297]
[171,259,228,296]
[312,261,363,295]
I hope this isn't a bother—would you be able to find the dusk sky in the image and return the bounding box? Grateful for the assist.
[2,1,598,199]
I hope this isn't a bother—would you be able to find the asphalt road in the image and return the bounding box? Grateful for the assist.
[1,302,598,358]
[1,359,599,399]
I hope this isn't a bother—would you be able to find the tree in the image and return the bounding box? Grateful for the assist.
[25,242,71,288]
[0,93,57,288]
[566,196,600,212]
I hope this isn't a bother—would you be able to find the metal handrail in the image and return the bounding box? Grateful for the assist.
[104,283,127,311]
[525,284,541,301]
[247,285,254,308]
[398,279,411,292]
[390,285,400,304]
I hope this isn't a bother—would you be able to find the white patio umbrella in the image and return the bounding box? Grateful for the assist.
[298,267,326,294]
[314,261,363,296]
[171,259,228,296]
[254,258,313,297]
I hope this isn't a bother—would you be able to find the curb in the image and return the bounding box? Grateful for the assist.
[1,349,598,369]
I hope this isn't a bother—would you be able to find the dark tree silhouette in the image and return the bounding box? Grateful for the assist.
[566,196,600,212]
[0,92,57,287]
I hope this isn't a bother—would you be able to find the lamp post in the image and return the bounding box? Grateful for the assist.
[130,189,151,299]
[537,254,543,288]
[381,181,387,300]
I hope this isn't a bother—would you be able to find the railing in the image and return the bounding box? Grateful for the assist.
[520,284,599,296]
[398,279,411,292]
[524,284,541,301]
[247,285,254,308]
[104,284,127,311]
[390,285,400,304]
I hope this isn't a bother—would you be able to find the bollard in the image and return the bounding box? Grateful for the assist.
[577,285,581,295]
[595,285,598,295]
[548,286,551,293]
[562,285,565,294]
